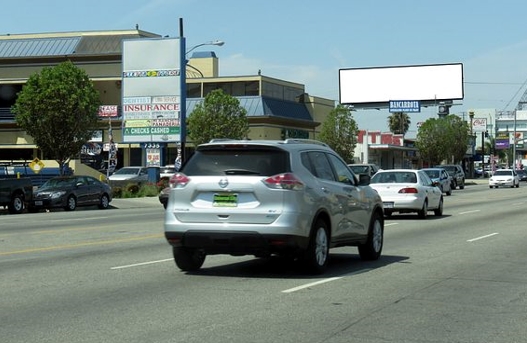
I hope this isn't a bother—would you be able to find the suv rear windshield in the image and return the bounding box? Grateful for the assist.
[182,148,289,176]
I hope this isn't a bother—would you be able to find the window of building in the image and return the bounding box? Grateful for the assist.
[187,83,202,98]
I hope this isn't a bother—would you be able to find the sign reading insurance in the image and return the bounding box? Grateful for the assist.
[389,100,421,113]
[121,38,182,143]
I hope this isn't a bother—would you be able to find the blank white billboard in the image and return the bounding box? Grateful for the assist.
[339,63,463,106]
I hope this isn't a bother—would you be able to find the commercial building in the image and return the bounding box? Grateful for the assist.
[0,29,334,174]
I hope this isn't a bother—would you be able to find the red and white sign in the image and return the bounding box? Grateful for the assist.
[472,118,487,133]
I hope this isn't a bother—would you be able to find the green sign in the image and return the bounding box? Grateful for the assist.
[123,127,180,136]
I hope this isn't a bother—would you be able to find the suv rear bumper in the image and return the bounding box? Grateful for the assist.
[165,230,309,256]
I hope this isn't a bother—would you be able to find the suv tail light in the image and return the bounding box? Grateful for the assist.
[399,187,418,194]
[169,173,190,188]
[262,173,304,190]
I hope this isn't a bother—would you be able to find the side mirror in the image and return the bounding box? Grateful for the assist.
[358,174,371,186]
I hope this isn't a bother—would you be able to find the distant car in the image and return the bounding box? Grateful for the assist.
[29,175,112,212]
[164,139,385,274]
[516,169,527,182]
[421,167,452,196]
[436,164,465,189]
[348,163,380,178]
[160,165,177,179]
[107,166,148,186]
[158,186,170,209]
[369,169,443,219]
[489,169,520,188]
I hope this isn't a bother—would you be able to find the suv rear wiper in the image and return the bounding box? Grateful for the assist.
[223,169,261,175]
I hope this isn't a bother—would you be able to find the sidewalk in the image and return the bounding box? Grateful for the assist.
[110,196,161,209]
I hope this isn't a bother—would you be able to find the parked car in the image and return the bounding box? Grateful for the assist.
[489,169,520,188]
[436,164,465,189]
[107,166,148,186]
[29,175,112,212]
[160,165,177,180]
[515,169,527,182]
[159,186,170,209]
[420,167,452,196]
[347,163,380,178]
[164,139,385,274]
[369,169,443,218]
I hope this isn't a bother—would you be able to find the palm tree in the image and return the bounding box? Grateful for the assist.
[388,112,411,136]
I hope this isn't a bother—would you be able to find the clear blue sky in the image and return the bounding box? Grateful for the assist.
[4,0,527,136]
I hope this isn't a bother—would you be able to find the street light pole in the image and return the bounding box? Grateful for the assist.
[185,40,224,57]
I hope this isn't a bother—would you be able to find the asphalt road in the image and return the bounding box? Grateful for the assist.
[1,181,527,343]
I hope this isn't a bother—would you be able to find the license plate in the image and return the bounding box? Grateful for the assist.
[35,201,43,206]
[383,202,394,208]
[213,193,238,207]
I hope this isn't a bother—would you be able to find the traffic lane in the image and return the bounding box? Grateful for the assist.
[0,207,165,255]
[3,189,527,342]
[4,215,526,343]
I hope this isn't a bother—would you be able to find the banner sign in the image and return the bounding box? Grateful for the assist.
[121,38,183,143]
[389,100,421,113]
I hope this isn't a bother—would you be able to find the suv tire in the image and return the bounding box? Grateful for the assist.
[173,247,206,271]
[459,179,465,190]
[304,219,330,274]
[358,212,383,260]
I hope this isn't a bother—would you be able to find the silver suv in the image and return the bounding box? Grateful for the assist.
[164,139,385,274]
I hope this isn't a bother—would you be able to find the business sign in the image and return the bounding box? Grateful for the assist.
[472,118,487,133]
[339,63,464,107]
[121,38,183,143]
[495,133,510,150]
[389,100,420,113]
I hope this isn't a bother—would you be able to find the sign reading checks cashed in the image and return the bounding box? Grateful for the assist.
[121,38,183,143]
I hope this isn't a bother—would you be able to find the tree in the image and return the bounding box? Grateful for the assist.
[12,61,100,175]
[416,115,470,165]
[318,104,358,163]
[187,89,249,146]
[387,112,411,136]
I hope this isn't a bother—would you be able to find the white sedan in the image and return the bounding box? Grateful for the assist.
[370,169,444,219]
[489,169,520,188]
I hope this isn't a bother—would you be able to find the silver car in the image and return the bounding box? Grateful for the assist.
[164,139,385,274]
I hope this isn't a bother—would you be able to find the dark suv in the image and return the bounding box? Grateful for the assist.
[436,164,465,189]
[164,139,385,274]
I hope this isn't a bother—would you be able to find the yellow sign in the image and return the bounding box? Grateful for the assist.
[29,158,45,174]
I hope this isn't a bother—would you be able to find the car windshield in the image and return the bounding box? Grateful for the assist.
[371,172,417,184]
[349,166,369,174]
[42,178,75,188]
[114,167,140,175]
[494,170,512,176]
[424,170,439,178]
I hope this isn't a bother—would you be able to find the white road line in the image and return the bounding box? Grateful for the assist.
[467,233,499,242]
[459,210,481,215]
[282,269,371,293]
[282,277,343,293]
[111,258,173,270]
[385,222,399,226]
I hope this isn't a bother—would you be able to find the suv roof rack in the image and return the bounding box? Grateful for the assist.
[284,138,328,147]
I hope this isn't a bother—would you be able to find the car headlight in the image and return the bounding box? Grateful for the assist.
[50,191,67,199]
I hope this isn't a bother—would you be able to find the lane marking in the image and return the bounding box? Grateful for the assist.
[282,269,371,293]
[459,210,481,215]
[111,258,173,270]
[282,277,343,293]
[0,234,163,256]
[385,223,399,226]
[467,233,499,242]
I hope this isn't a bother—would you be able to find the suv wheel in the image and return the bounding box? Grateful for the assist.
[304,219,329,274]
[459,179,465,190]
[359,212,383,260]
[173,247,206,271]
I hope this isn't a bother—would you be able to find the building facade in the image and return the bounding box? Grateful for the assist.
[0,29,334,175]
